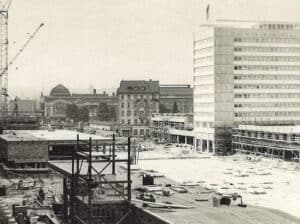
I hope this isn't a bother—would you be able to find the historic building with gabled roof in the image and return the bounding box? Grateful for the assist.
[117,80,160,137]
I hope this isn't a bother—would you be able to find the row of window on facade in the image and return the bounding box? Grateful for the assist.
[195,101,300,109]
[194,121,214,128]
[233,138,300,150]
[153,121,185,128]
[160,93,193,97]
[234,65,300,71]
[194,33,299,49]
[132,128,149,136]
[121,102,158,108]
[234,35,297,44]
[120,110,151,117]
[234,74,300,80]
[234,46,300,53]
[194,43,300,56]
[234,56,300,62]
[121,118,150,125]
[120,94,159,100]
[237,130,299,141]
[235,93,300,99]
[234,84,300,89]
[259,23,294,30]
[127,86,146,91]
[234,111,300,117]
[234,102,300,108]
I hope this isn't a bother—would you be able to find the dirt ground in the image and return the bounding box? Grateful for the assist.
[1,155,300,224]
[129,169,300,224]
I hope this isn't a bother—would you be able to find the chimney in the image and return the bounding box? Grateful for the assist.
[93,89,96,94]
[112,92,115,96]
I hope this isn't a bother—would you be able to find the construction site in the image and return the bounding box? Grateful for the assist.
[232,124,300,161]
[1,135,300,224]
[0,1,300,224]
[0,133,171,224]
[0,130,112,175]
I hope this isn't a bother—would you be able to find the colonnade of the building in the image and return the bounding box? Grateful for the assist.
[170,135,194,145]
[169,134,215,153]
[194,138,214,153]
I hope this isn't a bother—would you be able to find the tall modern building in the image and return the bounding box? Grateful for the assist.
[193,20,300,154]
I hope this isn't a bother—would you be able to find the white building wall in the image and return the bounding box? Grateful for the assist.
[193,21,300,154]
[233,26,300,124]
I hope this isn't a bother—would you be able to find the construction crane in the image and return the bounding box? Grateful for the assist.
[0,23,44,78]
[0,0,11,117]
[0,0,44,117]
[0,0,12,12]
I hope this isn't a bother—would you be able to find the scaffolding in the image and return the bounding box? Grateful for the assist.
[232,125,300,162]
[52,134,134,224]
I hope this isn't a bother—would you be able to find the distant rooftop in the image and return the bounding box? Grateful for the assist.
[47,84,116,97]
[50,84,71,97]
[160,84,191,88]
[160,85,193,96]
[0,129,111,142]
[117,80,160,94]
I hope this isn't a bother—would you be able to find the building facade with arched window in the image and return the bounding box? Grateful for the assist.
[41,84,118,121]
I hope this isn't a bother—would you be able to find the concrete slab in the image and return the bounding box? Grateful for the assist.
[0,129,111,142]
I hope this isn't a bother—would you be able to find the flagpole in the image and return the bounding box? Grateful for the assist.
[206,3,210,22]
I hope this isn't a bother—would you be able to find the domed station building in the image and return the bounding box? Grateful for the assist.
[41,84,118,121]
[49,84,71,97]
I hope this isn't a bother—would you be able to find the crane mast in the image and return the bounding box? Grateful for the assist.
[0,2,9,118]
[0,0,43,118]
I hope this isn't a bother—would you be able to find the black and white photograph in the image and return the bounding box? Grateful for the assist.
[0,0,300,223]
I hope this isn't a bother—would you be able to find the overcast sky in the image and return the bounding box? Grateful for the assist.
[5,0,300,98]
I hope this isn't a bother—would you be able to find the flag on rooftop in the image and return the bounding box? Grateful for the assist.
[206,3,210,21]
